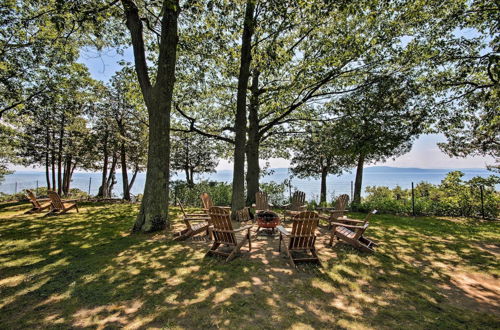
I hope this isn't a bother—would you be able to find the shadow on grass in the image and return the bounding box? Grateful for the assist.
[0,204,498,329]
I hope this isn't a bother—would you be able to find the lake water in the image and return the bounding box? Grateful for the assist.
[1,167,496,202]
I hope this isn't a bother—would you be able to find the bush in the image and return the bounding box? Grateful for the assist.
[260,181,287,207]
[358,171,500,219]
[171,180,232,207]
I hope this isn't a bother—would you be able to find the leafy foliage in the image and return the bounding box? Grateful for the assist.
[359,171,500,218]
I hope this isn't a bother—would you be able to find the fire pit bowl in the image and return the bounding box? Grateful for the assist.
[256,211,280,229]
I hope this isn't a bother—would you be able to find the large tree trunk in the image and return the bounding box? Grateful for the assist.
[98,129,109,197]
[320,166,328,204]
[120,142,131,201]
[231,0,255,216]
[57,113,65,195]
[51,131,56,192]
[45,127,51,190]
[123,0,180,232]
[62,156,72,196]
[353,153,365,208]
[246,69,260,206]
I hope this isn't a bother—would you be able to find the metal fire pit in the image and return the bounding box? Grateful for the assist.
[256,211,280,235]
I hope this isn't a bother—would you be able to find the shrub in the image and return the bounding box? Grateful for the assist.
[359,172,499,219]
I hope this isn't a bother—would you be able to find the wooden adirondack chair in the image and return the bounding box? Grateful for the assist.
[173,199,211,241]
[25,190,52,214]
[253,191,273,213]
[200,193,230,213]
[283,191,306,220]
[324,194,350,228]
[45,191,79,216]
[206,207,253,262]
[329,210,378,252]
[277,211,321,267]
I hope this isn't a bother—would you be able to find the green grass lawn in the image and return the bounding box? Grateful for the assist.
[0,202,498,329]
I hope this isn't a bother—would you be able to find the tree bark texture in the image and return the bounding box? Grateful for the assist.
[231,0,255,216]
[353,153,365,208]
[122,0,179,232]
[320,166,328,204]
[246,70,260,206]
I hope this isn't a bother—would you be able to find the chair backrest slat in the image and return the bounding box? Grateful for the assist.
[290,191,306,211]
[354,210,377,239]
[26,190,41,208]
[209,207,236,245]
[200,193,213,210]
[334,194,349,211]
[255,191,269,210]
[290,211,318,250]
[48,191,64,210]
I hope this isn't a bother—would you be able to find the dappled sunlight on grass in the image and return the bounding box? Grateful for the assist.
[0,202,498,328]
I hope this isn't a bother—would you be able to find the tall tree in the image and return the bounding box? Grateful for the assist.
[329,75,426,206]
[120,0,180,232]
[170,132,219,186]
[290,124,354,204]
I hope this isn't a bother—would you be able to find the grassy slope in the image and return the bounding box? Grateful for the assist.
[0,202,498,329]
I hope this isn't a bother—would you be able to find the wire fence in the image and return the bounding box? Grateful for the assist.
[1,176,497,219]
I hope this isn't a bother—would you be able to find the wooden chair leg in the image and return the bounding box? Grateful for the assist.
[247,231,251,251]
[205,242,220,258]
[287,248,296,268]
[75,204,79,213]
[278,233,283,252]
[226,239,246,262]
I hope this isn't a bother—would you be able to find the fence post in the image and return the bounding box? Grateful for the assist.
[36,180,39,194]
[14,181,17,194]
[411,182,415,217]
[480,185,485,220]
[350,181,353,201]
[88,177,92,196]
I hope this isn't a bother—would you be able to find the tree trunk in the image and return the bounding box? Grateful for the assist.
[246,69,260,206]
[99,129,109,197]
[123,0,180,232]
[231,0,255,216]
[353,153,365,208]
[57,113,65,195]
[62,156,72,196]
[106,152,118,197]
[189,167,194,186]
[184,167,191,186]
[320,166,328,204]
[120,142,130,201]
[129,166,139,192]
[45,128,51,190]
[51,131,56,192]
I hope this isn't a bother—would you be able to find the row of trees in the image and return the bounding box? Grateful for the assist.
[0,0,498,232]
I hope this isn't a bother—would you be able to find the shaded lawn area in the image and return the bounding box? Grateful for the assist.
[0,202,499,329]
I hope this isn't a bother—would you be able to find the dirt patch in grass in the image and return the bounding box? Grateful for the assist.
[440,271,500,316]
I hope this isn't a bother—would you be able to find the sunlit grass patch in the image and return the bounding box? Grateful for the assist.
[0,202,498,329]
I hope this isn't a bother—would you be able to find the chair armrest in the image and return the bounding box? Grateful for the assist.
[330,222,365,229]
[336,217,364,223]
[276,225,290,236]
[185,213,209,217]
[184,217,210,221]
[233,224,253,232]
[251,204,256,208]
[37,198,51,202]
[282,203,291,208]
[269,203,274,207]
[63,199,79,203]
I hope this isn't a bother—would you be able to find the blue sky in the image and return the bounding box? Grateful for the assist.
[77,48,495,170]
